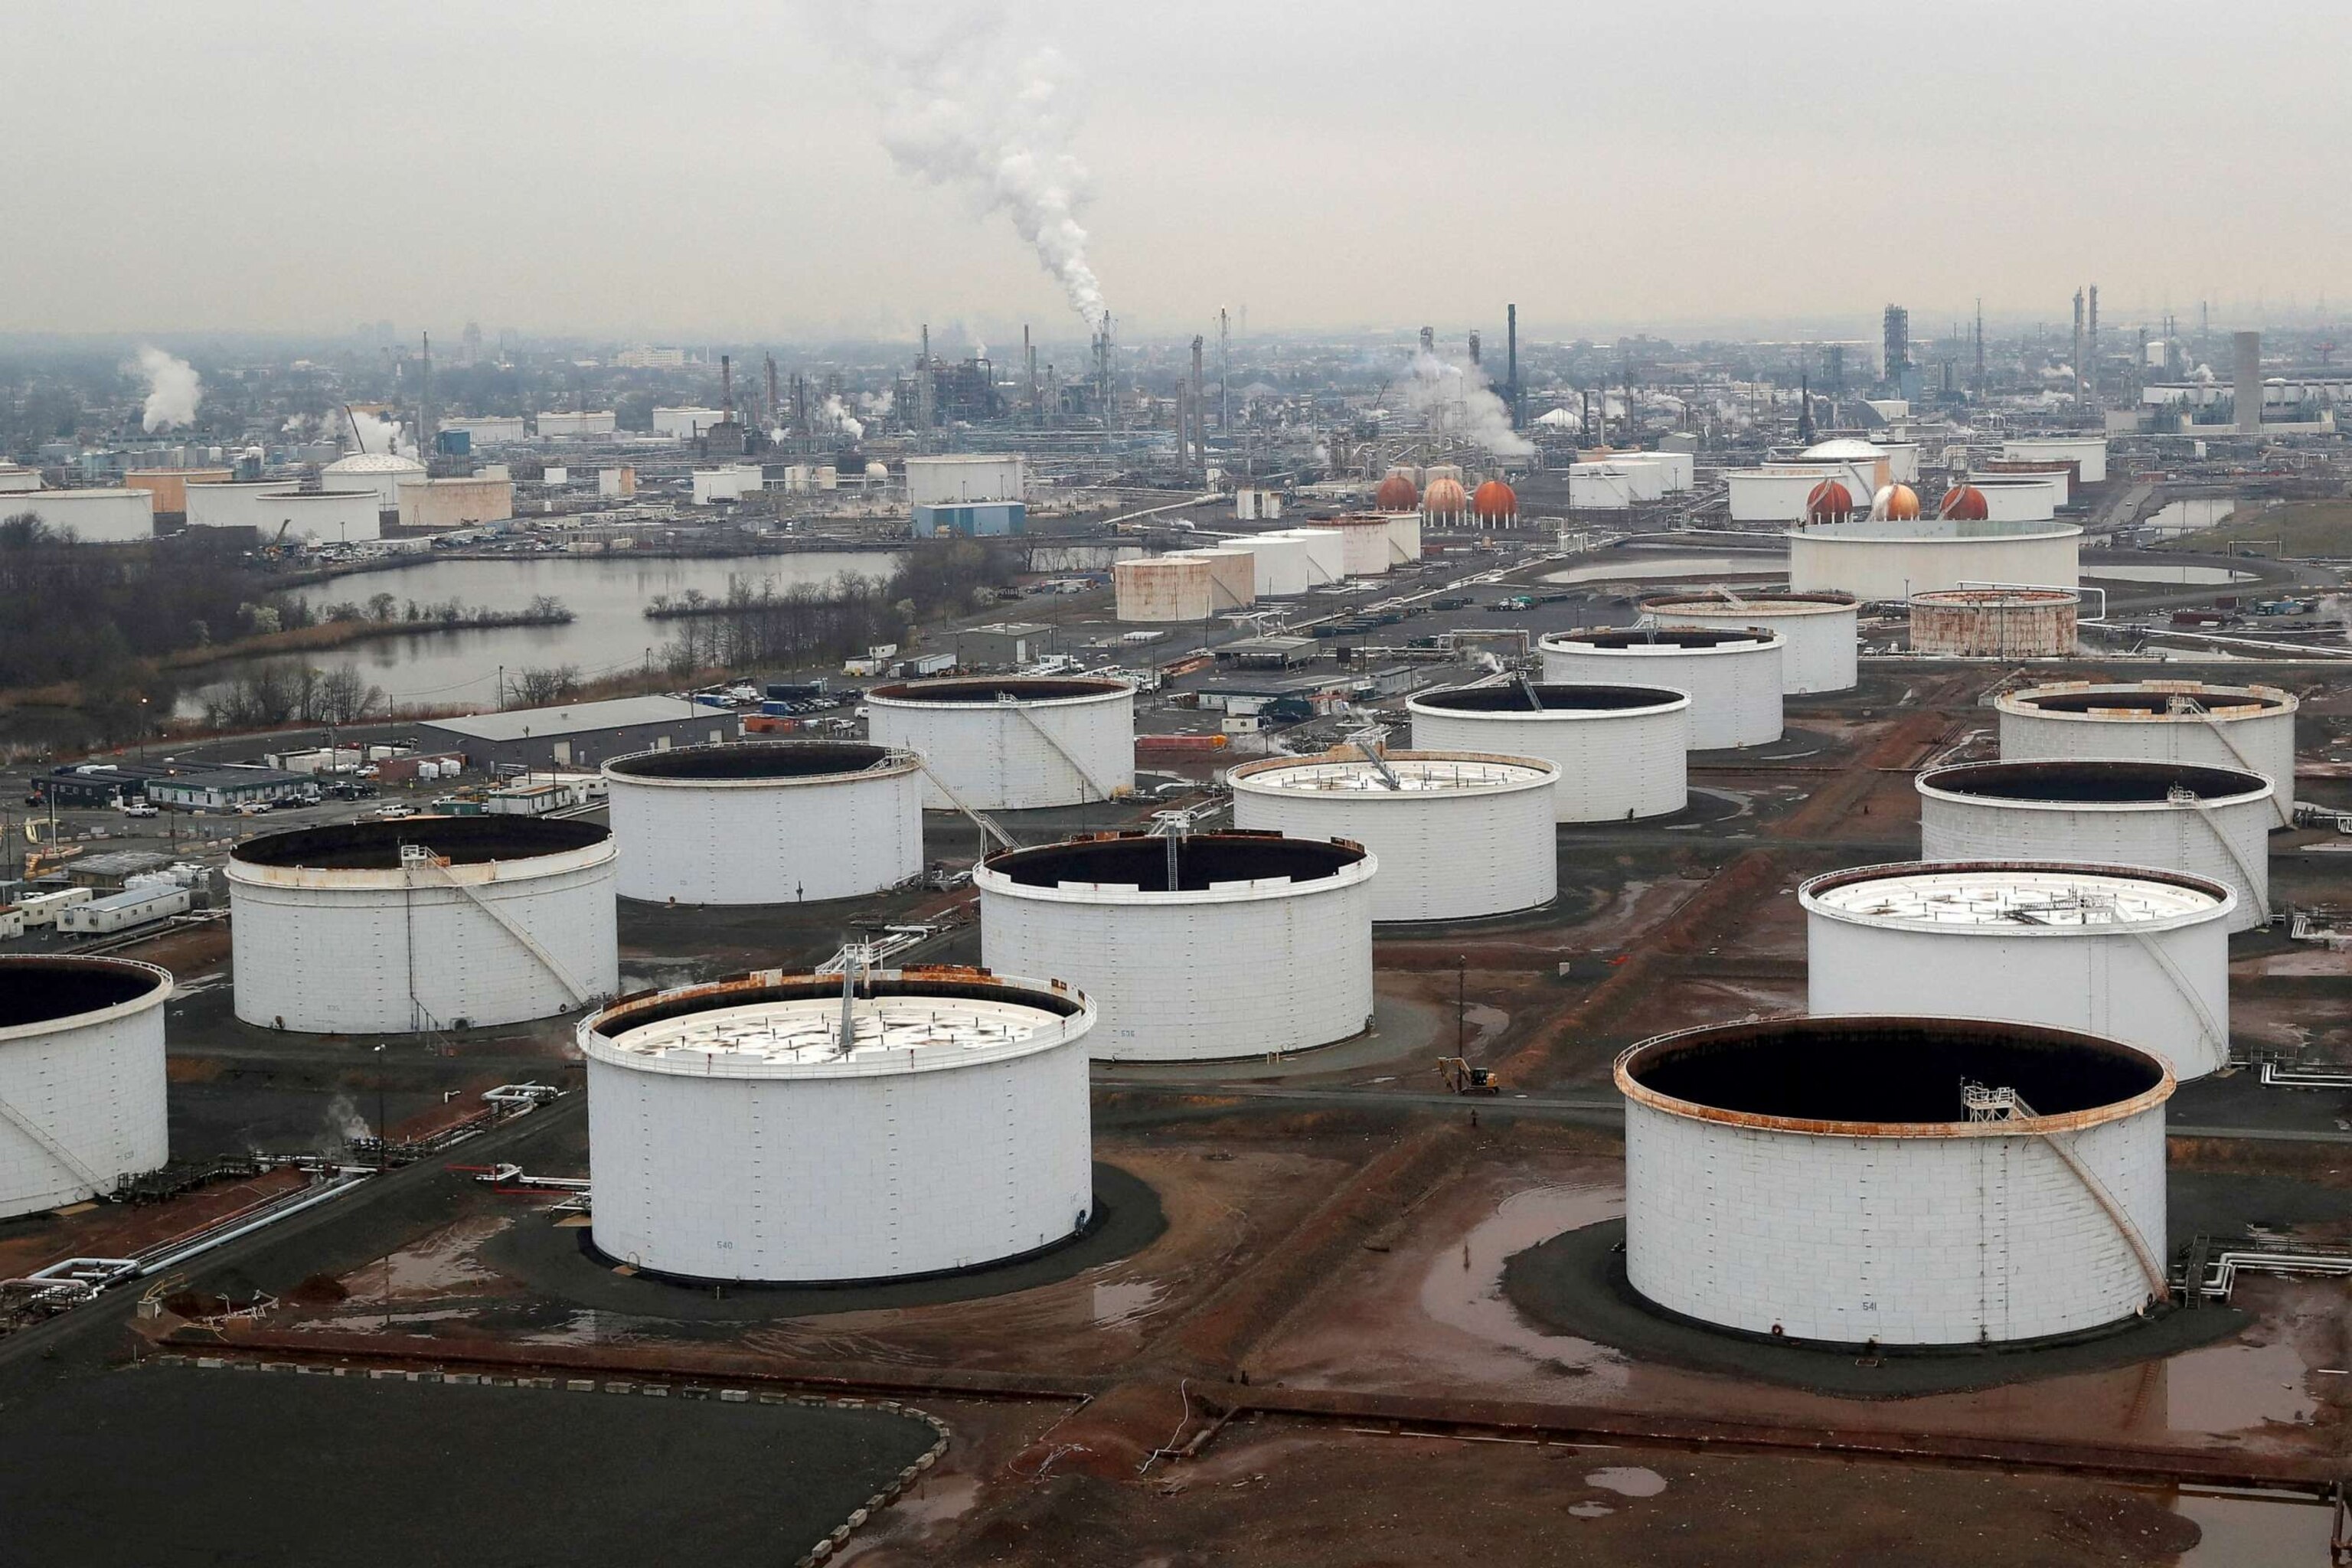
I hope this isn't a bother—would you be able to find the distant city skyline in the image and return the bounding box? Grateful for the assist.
[2,1,2345,341]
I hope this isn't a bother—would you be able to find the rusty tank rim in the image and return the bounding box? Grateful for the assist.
[1615,1014,2174,1140]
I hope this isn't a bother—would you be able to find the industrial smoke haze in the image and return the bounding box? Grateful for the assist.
[1404,351,1534,459]
[344,410,407,457]
[136,347,201,432]
[820,394,865,441]
[852,5,1109,330]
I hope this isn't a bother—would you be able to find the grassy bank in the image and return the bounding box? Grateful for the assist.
[2168,501,2352,557]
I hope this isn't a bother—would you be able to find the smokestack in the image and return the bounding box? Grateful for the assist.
[1468,330,1481,368]
[1024,324,1036,423]
[1191,334,1205,473]
[920,324,929,368]
[2071,289,2085,402]
[1506,303,1519,429]
[720,354,733,417]
[419,332,435,458]
[2234,330,2262,434]
[2087,284,2099,405]
[765,355,779,428]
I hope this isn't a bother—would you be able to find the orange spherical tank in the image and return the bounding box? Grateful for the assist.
[1939,484,1991,521]
[1375,472,1421,511]
[1471,479,1517,521]
[1805,478,1854,522]
[1423,477,1468,518]
[1876,483,1921,521]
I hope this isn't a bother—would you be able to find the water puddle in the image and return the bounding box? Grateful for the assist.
[1091,1279,1165,1327]
[1418,1185,1624,1376]
[1586,1466,1667,1498]
[1566,1501,1615,1519]
[2165,1340,2316,1432]
[888,1473,982,1528]
[2172,1490,2339,1564]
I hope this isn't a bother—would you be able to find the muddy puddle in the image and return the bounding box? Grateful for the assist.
[1417,1184,1625,1379]
[2171,1488,2340,1564]
[2163,1340,2318,1433]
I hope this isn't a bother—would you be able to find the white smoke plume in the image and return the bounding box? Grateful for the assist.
[345,410,409,457]
[1400,351,1534,459]
[136,347,201,431]
[820,394,865,442]
[858,387,896,416]
[851,7,1109,330]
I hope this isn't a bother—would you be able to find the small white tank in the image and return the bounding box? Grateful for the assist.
[1539,626,1784,749]
[1229,750,1557,922]
[1407,683,1688,822]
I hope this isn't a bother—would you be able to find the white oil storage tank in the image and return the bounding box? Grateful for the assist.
[1995,681,2299,825]
[976,831,1374,1062]
[1789,519,2082,601]
[582,966,1094,1283]
[227,816,619,1033]
[1618,1016,2174,1346]
[1228,748,1558,922]
[0,956,171,1219]
[1909,587,2079,657]
[1407,683,1688,822]
[1638,590,1858,694]
[1916,760,2271,931]
[1539,626,1784,749]
[867,676,1134,812]
[1801,861,2234,1080]
[603,741,924,905]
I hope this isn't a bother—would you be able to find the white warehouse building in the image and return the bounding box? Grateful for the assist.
[582,967,1096,1283]
[1916,760,2272,932]
[905,454,1024,507]
[977,831,1374,1062]
[1539,627,1785,750]
[603,742,924,906]
[1618,1016,2174,1346]
[1638,590,1858,694]
[227,817,620,1033]
[1407,683,1689,822]
[1802,861,2235,1081]
[867,677,1134,811]
[0,957,172,1220]
[1995,681,2300,826]
[1229,749,1559,923]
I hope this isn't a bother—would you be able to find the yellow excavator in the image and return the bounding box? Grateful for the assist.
[1436,1057,1501,1096]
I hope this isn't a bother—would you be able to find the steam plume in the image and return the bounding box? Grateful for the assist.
[1402,351,1533,459]
[820,394,865,442]
[136,347,201,431]
[851,8,1109,330]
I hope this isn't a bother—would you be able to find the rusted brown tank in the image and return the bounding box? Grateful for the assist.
[1908,587,2078,657]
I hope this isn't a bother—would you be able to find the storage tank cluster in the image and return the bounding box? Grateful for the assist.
[1229,749,1558,922]
[975,831,1374,1062]
[580,967,1095,1284]
[1637,590,1857,694]
[1407,682,1689,822]
[1994,681,2298,825]
[603,741,924,905]
[1539,627,1784,750]
[227,817,620,1033]
[866,677,1135,811]
[0,957,172,1219]
[1617,1016,2173,1346]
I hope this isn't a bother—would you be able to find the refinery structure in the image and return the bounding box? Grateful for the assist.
[9,204,2352,1567]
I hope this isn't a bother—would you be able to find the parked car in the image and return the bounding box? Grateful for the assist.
[373,804,417,821]
[119,801,159,818]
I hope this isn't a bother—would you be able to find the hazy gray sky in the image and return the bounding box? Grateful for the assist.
[4,1,2346,345]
